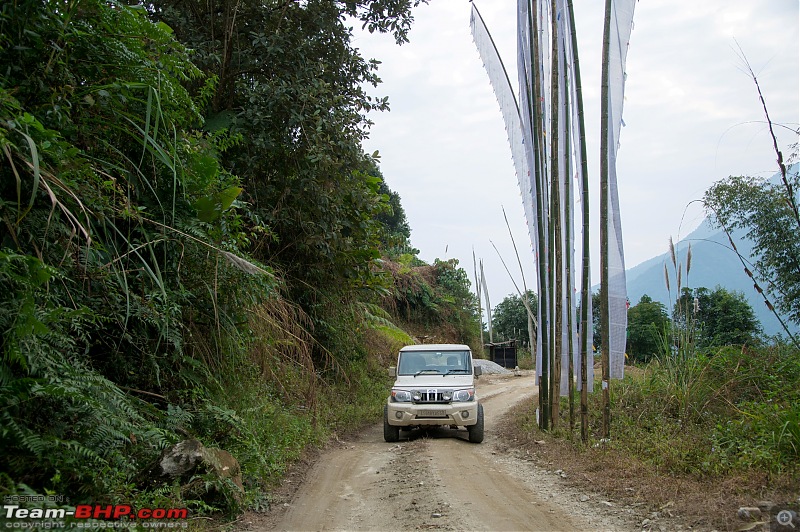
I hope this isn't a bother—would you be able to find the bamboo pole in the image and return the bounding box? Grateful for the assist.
[600,0,613,440]
[503,207,537,363]
[530,0,550,430]
[489,239,537,328]
[563,47,575,431]
[550,0,562,428]
[480,259,494,344]
[565,0,592,444]
[473,248,485,352]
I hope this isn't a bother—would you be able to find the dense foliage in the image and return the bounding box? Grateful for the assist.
[0,0,248,502]
[624,286,761,365]
[381,256,482,350]
[147,0,405,276]
[140,0,431,366]
[625,295,669,363]
[1,0,465,517]
[672,286,762,350]
[611,343,800,476]
[491,290,538,347]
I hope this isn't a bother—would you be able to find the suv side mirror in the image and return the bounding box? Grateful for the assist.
[474,366,482,377]
[388,366,397,377]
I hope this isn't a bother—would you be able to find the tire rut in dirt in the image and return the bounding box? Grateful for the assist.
[381,439,457,530]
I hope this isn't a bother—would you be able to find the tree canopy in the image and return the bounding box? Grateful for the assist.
[704,168,800,328]
[674,286,762,350]
[139,0,433,357]
[626,294,669,363]
[492,290,538,347]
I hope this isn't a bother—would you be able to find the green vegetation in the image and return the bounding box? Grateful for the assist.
[522,202,799,501]
[3,0,795,522]
[585,233,794,480]
[610,343,800,476]
[705,168,800,328]
[491,290,538,347]
[0,0,482,520]
[626,286,761,363]
[672,286,762,349]
[505,338,800,529]
[625,295,669,363]
[515,317,800,493]
[487,290,537,367]
[381,256,482,351]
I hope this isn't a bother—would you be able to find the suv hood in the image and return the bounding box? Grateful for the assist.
[393,374,474,388]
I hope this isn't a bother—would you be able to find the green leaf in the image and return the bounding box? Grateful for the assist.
[217,186,242,212]
[194,195,218,223]
[189,153,220,188]
[203,111,235,133]
[193,187,242,223]
[157,21,174,34]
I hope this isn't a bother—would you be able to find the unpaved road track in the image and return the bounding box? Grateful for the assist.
[257,374,630,531]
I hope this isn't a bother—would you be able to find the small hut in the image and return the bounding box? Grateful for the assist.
[485,340,517,369]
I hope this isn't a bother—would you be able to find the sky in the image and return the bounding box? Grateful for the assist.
[352,0,800,318]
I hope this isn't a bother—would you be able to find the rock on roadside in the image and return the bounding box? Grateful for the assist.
[144,438,244,504]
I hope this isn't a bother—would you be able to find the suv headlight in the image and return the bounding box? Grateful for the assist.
[453,388,475,402]
[391,389,412,402]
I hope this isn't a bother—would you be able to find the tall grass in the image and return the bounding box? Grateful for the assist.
[651,238,712,424]
[609,342,800,476]
[600,238,800,478]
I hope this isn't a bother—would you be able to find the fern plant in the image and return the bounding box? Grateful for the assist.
[0,0,257,509]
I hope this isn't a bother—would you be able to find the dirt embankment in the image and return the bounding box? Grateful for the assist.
[241,373,647,531]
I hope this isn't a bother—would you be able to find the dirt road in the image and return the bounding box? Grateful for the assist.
[257,373,633,531]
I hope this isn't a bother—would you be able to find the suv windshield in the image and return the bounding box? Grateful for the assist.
[397,350,471,376]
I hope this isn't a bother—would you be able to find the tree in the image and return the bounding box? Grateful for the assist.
[626,295,669,363]
[433,259,482,347]
[673,286,762,350]
[145,0,429,363]
[704,167,800,328]
[491,290,538,348]
[0,0,430,502]
[366,163,414,256]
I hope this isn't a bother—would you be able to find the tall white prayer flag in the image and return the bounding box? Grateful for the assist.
[605,0,636,380]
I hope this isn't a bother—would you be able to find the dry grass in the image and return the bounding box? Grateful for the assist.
[247,297,321,407]
[390,317,463,346]
[361,326,405,369]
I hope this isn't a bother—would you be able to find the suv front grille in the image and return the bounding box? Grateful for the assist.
[414,390,448,404]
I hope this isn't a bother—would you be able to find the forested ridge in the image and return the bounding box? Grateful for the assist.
[0,0,481,515]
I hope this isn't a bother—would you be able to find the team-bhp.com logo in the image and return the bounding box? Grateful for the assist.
[3,503,188,528]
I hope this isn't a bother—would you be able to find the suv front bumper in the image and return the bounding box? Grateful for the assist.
[386,401,479,427]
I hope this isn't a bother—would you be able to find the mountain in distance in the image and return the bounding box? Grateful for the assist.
[625,165,799,338]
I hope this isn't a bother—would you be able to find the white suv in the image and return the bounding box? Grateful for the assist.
[384,344,484,443]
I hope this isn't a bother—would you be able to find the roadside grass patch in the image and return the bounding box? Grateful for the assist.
[497,343,800,530]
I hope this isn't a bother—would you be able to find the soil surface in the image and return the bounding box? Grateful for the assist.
[241,373,646,531]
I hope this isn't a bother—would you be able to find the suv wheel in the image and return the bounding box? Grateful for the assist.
[384,405,400,442]
[467,403,484,443]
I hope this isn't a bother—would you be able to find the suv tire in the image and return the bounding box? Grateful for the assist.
[467,403,484,443]
[384,405,400,442]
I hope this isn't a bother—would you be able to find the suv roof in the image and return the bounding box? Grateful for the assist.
[399,344,471,352]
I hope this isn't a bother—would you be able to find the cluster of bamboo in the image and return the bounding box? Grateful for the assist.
[471,0,636,440]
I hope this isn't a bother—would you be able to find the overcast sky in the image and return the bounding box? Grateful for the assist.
[353,1,799,317]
